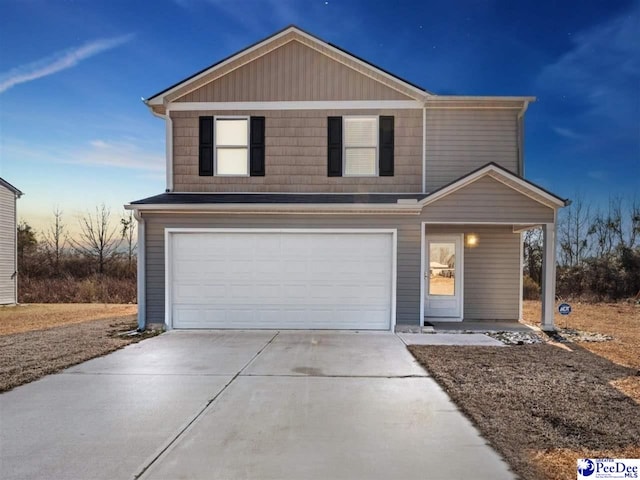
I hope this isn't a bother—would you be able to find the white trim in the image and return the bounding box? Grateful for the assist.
[126,203,423,214]
[164,228,397,332]
[422,107,426,193]
[148,27,429,105]
[14,193,18,304]
[541,221,556,331]
[418,164,566,209]
[343,115,379,177]
[134,211,146,330]
[423,233,464,321]
[213,116,250,177]
[519,231,523,321]
[151,109,173,191]
[429,96,536,102]
[166,100,423,111]
[419,222,426,326]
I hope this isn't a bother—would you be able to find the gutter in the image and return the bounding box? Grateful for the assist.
[145,100,173,192]
[132,210,146,330]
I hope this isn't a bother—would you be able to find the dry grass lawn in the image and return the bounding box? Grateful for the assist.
[410,301,640,480]
[0,303,137,335]
[0,304,157,393]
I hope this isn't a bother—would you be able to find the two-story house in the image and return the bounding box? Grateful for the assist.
[126,26,567,333]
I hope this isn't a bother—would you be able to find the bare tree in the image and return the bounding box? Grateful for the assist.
[523,228,543,285]
[43,207,67,275]
[120,210,136,274]
[72,204,121,274]
[558,195,591,267]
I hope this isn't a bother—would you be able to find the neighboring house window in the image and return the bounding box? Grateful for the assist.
[343,116,378,176]
[327,115,394,177]
[215,117,249,176]
[199,116,265,177]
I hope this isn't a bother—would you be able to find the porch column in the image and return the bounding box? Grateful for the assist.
[541,222,556,331]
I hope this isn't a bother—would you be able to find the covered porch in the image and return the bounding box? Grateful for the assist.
[416,164,567,331]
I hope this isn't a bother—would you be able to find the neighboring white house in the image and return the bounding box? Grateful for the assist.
[0,178,23,305]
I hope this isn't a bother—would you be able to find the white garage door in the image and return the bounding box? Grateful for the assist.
[168,230,394,330]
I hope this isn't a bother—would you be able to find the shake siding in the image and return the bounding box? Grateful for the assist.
[421,176,554,224]
[426,225,520,320]
[0,186,16,304]
[171,109,423,193]
[425,109,519,191]
[179,40,412,102]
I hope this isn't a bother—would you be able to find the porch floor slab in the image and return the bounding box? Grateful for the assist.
[398,333,505,346]
[428,321,535,333]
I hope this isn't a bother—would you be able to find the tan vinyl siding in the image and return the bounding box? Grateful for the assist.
[425,109,519,191]
[143,213,421,325]
[171,109,423,193]
[179,40,412,102]
[426,225,520,320]
[422,176,555,224]
[0,185,17,304]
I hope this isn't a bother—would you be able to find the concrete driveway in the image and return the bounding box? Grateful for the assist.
[0,331,513,480]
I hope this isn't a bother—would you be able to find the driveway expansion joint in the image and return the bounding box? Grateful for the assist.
[133,331,280,480]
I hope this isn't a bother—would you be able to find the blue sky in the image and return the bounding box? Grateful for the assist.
[0,0,638,232]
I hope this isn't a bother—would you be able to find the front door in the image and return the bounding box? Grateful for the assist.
[424,235,463,320]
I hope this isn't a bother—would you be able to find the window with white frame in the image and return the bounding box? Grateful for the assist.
[343,116,378,176]
[215,117,249,175]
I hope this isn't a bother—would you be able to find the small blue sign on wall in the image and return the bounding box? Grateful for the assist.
[558,303,572,315]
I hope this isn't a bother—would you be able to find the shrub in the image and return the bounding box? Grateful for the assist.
[522,275,541,300]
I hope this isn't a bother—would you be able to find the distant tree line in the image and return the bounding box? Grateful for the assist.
[17,205,137,303]
[523,196,640,301]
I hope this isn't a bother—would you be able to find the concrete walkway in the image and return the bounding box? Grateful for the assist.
[0,331,514,480]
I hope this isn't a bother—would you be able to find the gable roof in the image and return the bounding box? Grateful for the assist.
[419,162,568,209]
[0,177,23,197]
[146,25,431,106]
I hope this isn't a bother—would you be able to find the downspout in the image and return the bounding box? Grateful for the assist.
[517,101,529,177]
[133,210,146,331]
[148,103,173,192]
[13,191,21,304]
[422,106,427,193]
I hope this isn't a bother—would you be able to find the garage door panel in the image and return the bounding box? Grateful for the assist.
[169,231,393,330]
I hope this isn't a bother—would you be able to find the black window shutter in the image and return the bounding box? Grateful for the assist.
[250,116,265,176]
[199,116,214,176]
[379,116,394,176]
[327,116,342,177]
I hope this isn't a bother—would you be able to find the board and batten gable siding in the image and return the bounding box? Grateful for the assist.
[426,225,520,320]
[143,213,421,325]
[421,176,555,224]
[171,109,423,193]
[424,109,519,191]
[0,185,17,304]
[177,40,413,102]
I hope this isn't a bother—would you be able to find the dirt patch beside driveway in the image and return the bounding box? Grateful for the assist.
[0,315,158,392]
[409,344,640,480]
[0,304,137,335]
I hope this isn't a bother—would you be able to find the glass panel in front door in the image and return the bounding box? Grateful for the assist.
[429,242,455,296]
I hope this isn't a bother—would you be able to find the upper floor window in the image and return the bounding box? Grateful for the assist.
[343,116,378,176]
[215,117,249,176]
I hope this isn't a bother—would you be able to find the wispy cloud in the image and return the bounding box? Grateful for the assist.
[537,4,639,125]
[0,34,134,94]
[552,126,584,140]
[175,0,301,32]
[2,137,164,173]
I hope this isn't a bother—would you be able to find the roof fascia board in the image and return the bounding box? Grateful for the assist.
[167,100,423,111]
[124,203,422,214]
[0,178,23,197]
